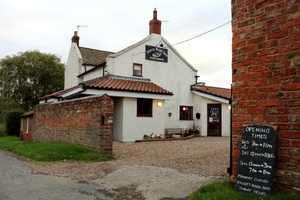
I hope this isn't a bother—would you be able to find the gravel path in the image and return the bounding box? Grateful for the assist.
[28,137,230,181]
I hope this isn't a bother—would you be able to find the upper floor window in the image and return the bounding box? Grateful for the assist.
[137,98,152,117]
[180,106,193,120]
[133,63,142,76]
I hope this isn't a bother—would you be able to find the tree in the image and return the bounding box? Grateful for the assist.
[0,96,22,123]
[0,50,65,111]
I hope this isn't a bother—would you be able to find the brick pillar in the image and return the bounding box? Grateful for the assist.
[149,8,162,35]
[71,31,79,46]
[231,0,300,192]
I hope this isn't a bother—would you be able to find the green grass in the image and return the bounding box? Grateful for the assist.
[0,136,115,162]
[189,180,300,200]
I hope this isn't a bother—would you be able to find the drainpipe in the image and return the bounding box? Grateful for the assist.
[227,84,233,175]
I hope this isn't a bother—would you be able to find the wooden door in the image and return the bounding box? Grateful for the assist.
[207,104,222,136]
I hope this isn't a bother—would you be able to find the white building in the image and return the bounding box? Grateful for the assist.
[40,9,231,142]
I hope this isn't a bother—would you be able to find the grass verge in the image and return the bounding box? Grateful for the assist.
[0,136,115,162]
[189,180,300,200]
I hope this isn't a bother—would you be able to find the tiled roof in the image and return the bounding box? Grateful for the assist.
[20,110,34,117]
[39,85,81,100]
[79,47,114,66]
[194,85,231,99]
[83,75,173,95]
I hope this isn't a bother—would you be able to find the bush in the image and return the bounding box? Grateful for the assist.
[0,123,6,137]
[5,110,24,136]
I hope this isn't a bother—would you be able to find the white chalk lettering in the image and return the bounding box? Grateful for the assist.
[262,186,271,191]
[251,133,267,139]
[250,152,274,158]
[245,127,271,134]
[253,190,267,196]
[239,186,252,192]
[254,178,268,184]
[238,174,253,180]
[240,161,248,166]
[237,180,251,187]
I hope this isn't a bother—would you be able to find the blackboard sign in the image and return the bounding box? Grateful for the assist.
[235,124,277,196]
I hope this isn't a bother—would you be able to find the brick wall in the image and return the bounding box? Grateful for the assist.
[231,0,300,192]
[32,94,113,155]
[20,117,33,141]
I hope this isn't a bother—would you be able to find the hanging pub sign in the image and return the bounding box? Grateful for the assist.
[145,45,168,63]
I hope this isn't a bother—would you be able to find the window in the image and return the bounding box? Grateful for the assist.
[133,63,142,76]
[20,118,23,131]
[26,118,29,134]
[137,98,152,117]
[180,106,193,120]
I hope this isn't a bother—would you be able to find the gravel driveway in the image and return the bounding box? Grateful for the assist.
[26,137,230,199]
[13,137,230,199]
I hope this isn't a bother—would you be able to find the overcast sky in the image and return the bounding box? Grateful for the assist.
[0,0,232,88]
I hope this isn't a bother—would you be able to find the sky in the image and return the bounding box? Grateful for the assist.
[0,0,232,88]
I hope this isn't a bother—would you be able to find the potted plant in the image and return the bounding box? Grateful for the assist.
[185,123,200,137]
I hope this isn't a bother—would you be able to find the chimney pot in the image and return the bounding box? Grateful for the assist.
[71,31,80,46]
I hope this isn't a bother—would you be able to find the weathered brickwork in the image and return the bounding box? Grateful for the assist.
[232,0,300,192]
[20,117,33,142]
[32,94,113,155]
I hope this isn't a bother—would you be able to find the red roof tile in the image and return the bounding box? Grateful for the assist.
[194,85,231,99]
[39,85,81,100]
[20,110,34,117]
[79,47,113,66]
[83,75,173,95]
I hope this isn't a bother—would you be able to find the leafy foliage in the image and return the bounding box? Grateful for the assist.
[0,136,115,162]
[0,50,65,111]
[0,96,21,123]
[0,123,6,137]
[5,110,23,136]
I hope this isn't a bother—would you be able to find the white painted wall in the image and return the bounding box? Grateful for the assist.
[221,103,231,137]
[65,43,83,89]
[113,97,124,141]
[195,96,230,137]
[82,67,104,82]
[64,34,230,142]
[121,97,165,142]
[105,34,197,137]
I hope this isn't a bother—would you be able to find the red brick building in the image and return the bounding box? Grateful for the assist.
[231,0,300,192]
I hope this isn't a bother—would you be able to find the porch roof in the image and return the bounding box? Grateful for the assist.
[39,75,173,102]
[83,75,173,95]
[193,85,231,100]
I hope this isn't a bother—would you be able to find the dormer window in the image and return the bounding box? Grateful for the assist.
[133,63,142,76]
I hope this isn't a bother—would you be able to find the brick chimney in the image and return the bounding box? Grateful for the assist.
[71,31,80,46]
[149,8,162,35]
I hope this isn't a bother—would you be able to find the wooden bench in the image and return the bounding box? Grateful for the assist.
[165,128,184,138]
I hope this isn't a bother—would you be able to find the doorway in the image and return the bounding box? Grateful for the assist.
[207,104,222,136]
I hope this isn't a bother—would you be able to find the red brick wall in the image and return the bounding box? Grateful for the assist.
[32,94,113,155]
[20,117,33,141]
[231,0,300,192]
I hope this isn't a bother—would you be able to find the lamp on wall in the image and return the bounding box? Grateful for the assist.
[227,105,232,110]
[196,113,201,119]
[157,101,162,107]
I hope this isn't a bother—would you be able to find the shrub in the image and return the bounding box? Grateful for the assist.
[5,110,24,136]
[0,123,6,137]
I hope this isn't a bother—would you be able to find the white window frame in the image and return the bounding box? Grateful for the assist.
[133,63,142,76]
[26,118,29,134]
[20,118,23,131]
